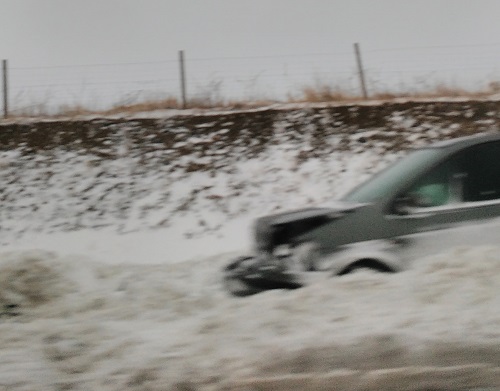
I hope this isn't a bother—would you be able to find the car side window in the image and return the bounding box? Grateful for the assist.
[405,158,462,207]
[461,141,500,201]
[403,141,500,209]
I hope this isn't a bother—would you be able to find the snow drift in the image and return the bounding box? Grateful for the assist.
[0,101,499,390]
[0,247,499,390]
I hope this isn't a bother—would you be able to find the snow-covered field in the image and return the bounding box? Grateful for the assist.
[0,107,499,390]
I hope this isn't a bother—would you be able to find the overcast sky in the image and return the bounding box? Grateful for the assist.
[1,0,500,110]
[1,0,500,65]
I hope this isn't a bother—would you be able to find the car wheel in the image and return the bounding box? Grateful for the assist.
[338,259,394,276]
[223,256,303,296]
[223,257,264,297]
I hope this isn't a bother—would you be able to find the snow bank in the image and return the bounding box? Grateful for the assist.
[0,135,396,264]
[0,104,499,389]
[0,246,499,390]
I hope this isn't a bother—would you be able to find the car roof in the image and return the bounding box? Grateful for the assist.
[428,131,500,150]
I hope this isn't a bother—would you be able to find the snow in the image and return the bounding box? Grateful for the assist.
[0,247,499,390]
[0,114,499,390]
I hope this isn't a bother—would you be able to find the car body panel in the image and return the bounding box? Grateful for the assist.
[223,132,500,296]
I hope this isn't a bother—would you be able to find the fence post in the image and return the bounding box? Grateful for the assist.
[2,59,7,118]
[179,50,187,109]
[354,43,368,99]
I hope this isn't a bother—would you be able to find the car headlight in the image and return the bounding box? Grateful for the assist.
[297,242,320,271]
[273,244,293,258]
[262,242,319,272]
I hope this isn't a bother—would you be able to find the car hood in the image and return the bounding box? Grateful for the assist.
[259,202,364,226]
[254,202,366,252]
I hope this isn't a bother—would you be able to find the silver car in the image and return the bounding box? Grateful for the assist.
[224,132,500,296]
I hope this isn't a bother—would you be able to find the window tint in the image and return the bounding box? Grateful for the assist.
[404,141,500,208]
[343,149,442,203]
[462,141,500,201]
[406,157,461,207]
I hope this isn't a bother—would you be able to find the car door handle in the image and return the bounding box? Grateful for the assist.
[416,223,455,232]
[406,212,434,219]
[392,237,410,246]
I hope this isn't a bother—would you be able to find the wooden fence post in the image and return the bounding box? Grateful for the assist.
[2,59,7,118]
[179,50,187,109]
[354,43,368,99]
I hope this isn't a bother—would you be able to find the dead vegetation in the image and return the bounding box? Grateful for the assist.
[0,101,498,240]
[4,81,500,120]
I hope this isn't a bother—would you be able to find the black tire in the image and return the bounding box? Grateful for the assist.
[338,259,395,276]
[223,256,302,297]
[223,257,264,297]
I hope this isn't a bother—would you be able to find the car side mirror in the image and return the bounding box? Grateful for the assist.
[392,196,412,215]
[393,192,433,215]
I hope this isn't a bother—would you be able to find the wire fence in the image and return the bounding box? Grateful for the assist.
[3,42,500,116]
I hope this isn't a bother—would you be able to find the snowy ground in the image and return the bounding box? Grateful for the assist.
[0,111,499,390]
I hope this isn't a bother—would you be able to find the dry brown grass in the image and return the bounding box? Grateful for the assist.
[293,80,500,103]
[56,104,94,117]
[4,80,500,120]
[102,96,277,114]
[102,97,180,115]
[289,84,359,104]
[395,82,494,99]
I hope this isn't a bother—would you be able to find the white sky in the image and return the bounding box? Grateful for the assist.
[1,0,500,65]
[1,0,500,109]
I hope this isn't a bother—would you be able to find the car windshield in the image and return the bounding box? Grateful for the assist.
[342,148,443,203]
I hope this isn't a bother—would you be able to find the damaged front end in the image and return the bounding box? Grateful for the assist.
[223,206,352,296]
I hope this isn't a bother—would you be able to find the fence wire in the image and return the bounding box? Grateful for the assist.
[3,42,500,115]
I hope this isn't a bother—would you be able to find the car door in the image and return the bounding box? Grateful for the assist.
[387,140,500,265]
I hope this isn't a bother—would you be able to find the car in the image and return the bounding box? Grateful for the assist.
[224,132,500,296]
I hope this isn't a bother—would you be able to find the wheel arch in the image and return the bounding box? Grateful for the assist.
[337,258,396,275]
[319,239,404,275]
